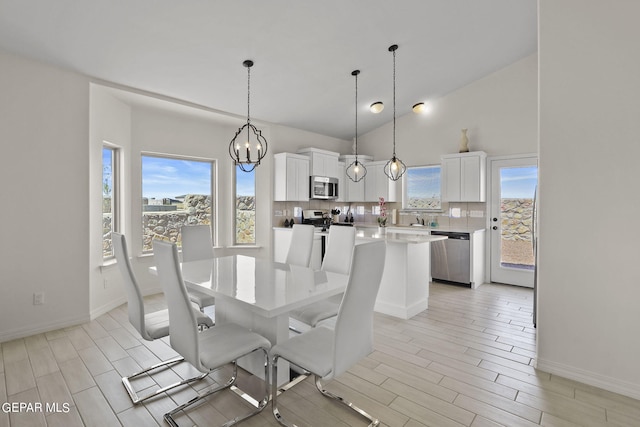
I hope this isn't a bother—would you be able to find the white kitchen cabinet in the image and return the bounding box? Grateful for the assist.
[441,151,487,202]
[364,160,400,202]
[297,148,340,178]
[273,228,322,270]
[336,160,345,202]
[339,154,371,202]
[274,153,309,201]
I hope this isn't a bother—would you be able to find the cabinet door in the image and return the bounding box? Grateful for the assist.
[295,157,310,201]
[441,157,461,201]
[337,161,345,202]
[461,155,481,201]
[346,172,365,201]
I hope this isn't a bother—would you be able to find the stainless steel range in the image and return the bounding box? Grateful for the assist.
[301,210,331,230]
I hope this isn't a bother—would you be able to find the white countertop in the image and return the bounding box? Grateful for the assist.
[365,224,486,234]
[274,225,485,234]
[354,228,448,244]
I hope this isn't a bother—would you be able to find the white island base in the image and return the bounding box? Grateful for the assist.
[355,229,446,320]
[375,240,431,319]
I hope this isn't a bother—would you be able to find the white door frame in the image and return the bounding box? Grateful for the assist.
[486,154,538,287]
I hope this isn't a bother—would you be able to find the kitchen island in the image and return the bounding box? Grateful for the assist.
[355,228,447,319]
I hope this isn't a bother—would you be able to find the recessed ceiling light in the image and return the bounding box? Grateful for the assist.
[370,101,384,113]
[412,102,426,113]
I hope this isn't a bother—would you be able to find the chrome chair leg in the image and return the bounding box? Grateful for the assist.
[121,356,208,404]
[272,354,379,427]
[315,376,380,427]
[164,349,270,427]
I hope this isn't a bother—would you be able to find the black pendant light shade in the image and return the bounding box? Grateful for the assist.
[384,44,406,181]
[346,69,367,182]
[229,60,268,173]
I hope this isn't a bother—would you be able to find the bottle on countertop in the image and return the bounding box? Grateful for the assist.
[284,218,290,228]
[290,218,295,227]
[349,213,354,223]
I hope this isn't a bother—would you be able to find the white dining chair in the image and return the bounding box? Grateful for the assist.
[289,226,356,328]
[153,239,271,426]
[285,224,315,267]
[180,224,216,312]
[271,241,386,427]
[112,233,214,404]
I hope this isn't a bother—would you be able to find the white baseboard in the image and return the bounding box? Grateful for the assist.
[0,313,90,344]
[90,296,127,320]
[536,357,640,401]
[374,298,428,320]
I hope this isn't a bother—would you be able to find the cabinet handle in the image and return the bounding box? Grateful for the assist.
[492,226,498,230]
[492,217,498,222]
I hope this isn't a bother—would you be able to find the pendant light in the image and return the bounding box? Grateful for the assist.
[228,60,268,172]
[383,44,407,181]
[346,70,367,182]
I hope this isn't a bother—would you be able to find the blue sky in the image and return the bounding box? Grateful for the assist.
[140,156,255,199]
[500,166,538,198]
[407,166,441,199]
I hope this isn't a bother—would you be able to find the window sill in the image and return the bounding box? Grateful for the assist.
[227,245,262,249]
[100,258,118,271]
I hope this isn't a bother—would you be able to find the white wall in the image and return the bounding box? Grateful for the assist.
[359,53,538,163]
[537,0,640,399]
[89,85,132,317]
[0,51,90,341]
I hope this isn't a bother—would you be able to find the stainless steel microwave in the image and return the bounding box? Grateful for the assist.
[310,176,338,200]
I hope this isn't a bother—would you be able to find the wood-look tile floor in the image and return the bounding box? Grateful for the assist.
[2,282,639,426]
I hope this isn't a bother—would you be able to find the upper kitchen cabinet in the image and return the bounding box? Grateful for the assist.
[336,160,345,202]
[441,151,487,202]
[339,154,371,202]
[274,153,310,201]
[297,147,340,178]
[364,160,400,202]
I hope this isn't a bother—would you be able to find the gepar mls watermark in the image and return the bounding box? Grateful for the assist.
[2,402,71,414]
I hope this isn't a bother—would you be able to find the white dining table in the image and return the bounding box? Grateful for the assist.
[151,254,349,385]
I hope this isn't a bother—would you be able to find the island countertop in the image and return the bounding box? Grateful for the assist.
[355,228,448,244]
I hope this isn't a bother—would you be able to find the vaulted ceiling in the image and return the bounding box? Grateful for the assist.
[0,0,537,140]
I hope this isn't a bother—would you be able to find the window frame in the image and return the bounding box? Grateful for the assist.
[402,164,443,211]
[102,143,121,261]
[233,165,256,245]
[140,152,216,253]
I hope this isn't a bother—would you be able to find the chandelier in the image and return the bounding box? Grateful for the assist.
[383,44,406,181]
[346,70,367,182]
[228,60,268,172]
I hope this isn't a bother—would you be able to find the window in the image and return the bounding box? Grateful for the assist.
[102,145,120,259]
[235,166,255,244]
[404,165,442,210]
[141,154,214,252]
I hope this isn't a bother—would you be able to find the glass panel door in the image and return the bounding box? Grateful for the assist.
[490,156,538,287]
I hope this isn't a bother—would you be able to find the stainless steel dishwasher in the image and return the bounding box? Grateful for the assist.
[430,231,471,286]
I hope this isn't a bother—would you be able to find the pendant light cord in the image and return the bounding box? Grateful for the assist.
[354,70,359,161]
[247,65,251,124]
[392,46,397,157]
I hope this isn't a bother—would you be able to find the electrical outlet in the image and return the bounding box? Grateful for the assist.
[33,292,45,305]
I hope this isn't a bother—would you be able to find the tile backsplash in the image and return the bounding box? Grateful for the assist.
[273,200,487,230]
